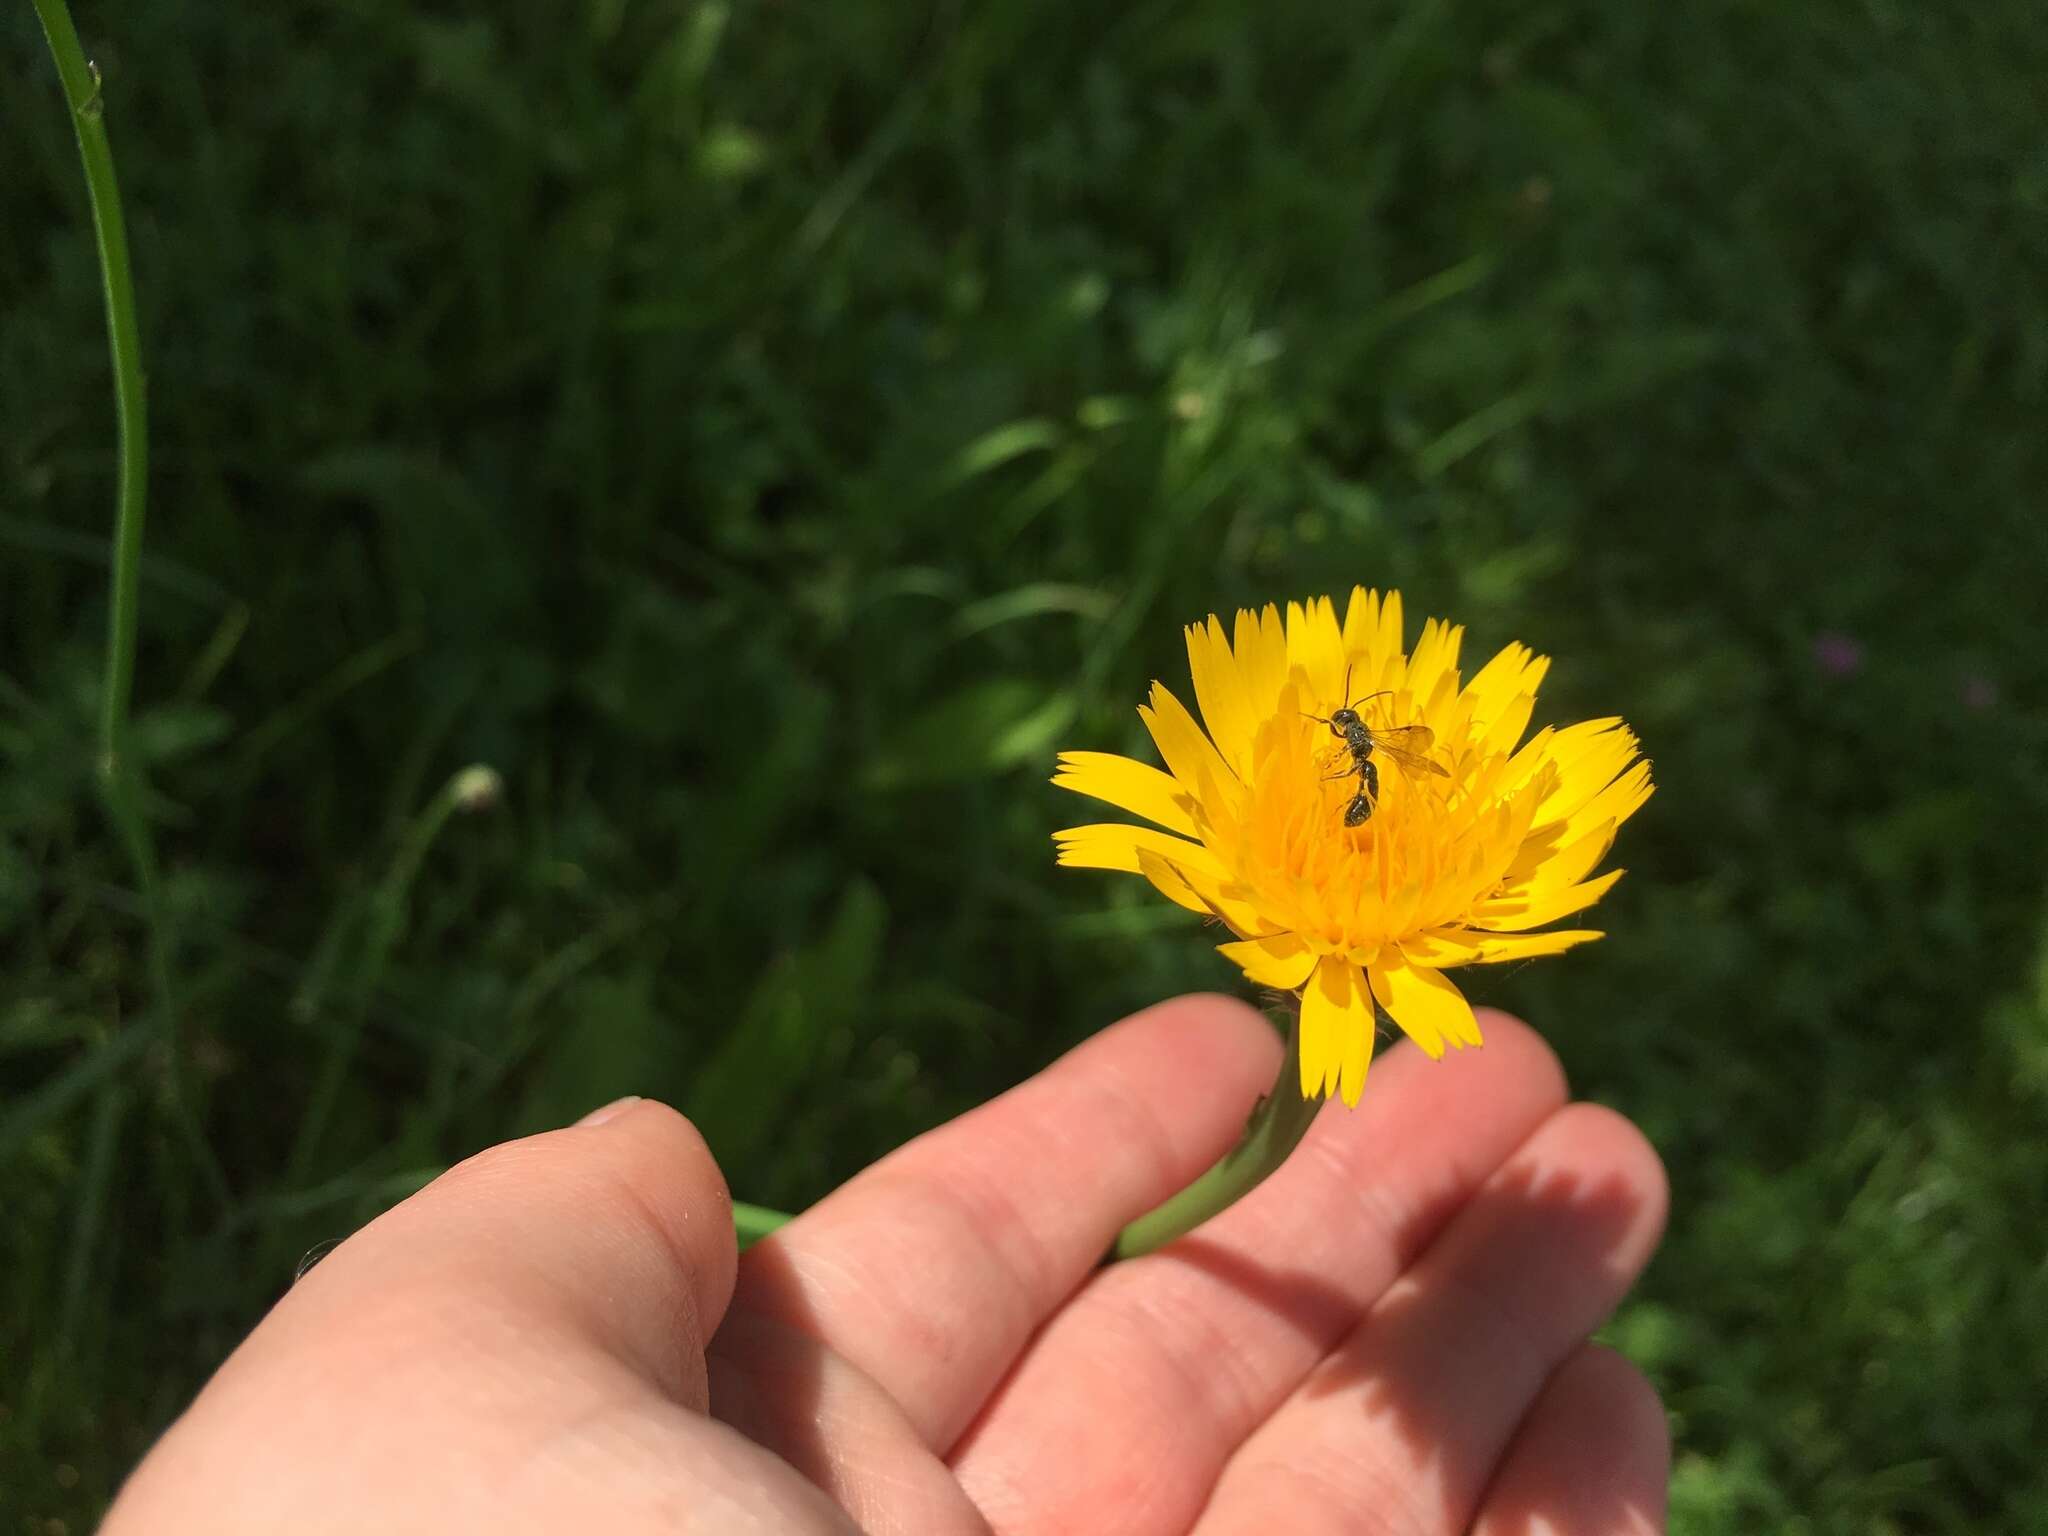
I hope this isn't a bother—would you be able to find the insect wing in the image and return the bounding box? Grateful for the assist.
[1370,724,1449,778]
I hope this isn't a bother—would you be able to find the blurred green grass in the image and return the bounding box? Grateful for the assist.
[5,0,2047,1528]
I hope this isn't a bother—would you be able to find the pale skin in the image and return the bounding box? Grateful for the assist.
[104,996,1670,1535]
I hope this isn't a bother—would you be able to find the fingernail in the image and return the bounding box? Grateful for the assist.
[576,1095,642,1128]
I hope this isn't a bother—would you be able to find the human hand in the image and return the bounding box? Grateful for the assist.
[104,995,1669,1534]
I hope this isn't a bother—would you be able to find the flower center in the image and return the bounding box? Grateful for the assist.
[1219,682,1510,953]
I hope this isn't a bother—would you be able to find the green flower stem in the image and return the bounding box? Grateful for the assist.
[733,1200,794,1249]
[1111,1009,1320,1261]
[728,1011,1321,1260]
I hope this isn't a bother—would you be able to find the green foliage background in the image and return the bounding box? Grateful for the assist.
[5,0,2046,1528]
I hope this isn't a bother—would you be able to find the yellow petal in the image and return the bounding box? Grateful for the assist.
[1338,984,1373,1107]
[1551,760,1654,849]
[1185,617,1258,780]
[1052,751,1201,838]
[1133,847,1216,916]
[1498,724,1560,799]
[1476,690,1540,761]
[1402,618,1466,723]
[1287,595,1348,710]
[1217,932,1319,989]
[1472,868,1625,931]
[1338,587,1406,698]
[1543,715,1631,763]
[1234,604,1290,719]
[1521,717,1622,790]
[1534,724,1643,825]
[1299,965,1333,1098]
[1395,930,1485,967]
[1302,955,1372,1102]
[1462,641,1551,725]
[1052,823,1224,879]
[1138,682,1239,808]
[1509,819,1617,893]
[1372,589,1406,675]
[1401,928,1605,967]
[1164,855,1287,939]
[1367,954,1483,1058]
[1340,585,1382,660]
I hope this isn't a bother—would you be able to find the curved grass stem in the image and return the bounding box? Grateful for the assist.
[34,1,228,1208]
[31,0,149,767]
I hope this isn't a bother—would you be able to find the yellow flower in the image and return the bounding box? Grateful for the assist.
[1053,589,1651,1106]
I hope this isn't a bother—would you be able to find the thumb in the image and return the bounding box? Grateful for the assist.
[278,1097,737,1405]
[106,1099,740,1532]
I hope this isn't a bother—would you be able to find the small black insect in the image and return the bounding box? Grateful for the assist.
[1339,756,1381,826]
[1305,675,1448,826]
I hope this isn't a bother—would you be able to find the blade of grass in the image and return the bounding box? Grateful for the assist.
[29,0,147,763]
[285,765,502,1187]
[219,1166,445,1239]
[1416,385,1546,480]
[0,513,226,606]
[0,1013,161,1169]
[174,600,251,702]
[31,0,228,1212]
[231,626,423,778]
[444,900,663,1116]
[57,1080,128,1353]
[949,583,1117,640]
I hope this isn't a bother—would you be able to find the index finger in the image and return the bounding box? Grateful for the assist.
[727,994,1284,1450]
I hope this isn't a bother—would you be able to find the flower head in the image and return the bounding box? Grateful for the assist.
[1054,589,1651,1106]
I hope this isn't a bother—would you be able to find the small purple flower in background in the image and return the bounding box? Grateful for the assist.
[1960,673,2000,713]
[1811,630,1864,678]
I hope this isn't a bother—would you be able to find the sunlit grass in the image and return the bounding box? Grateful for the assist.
[5,0,2046,1527]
